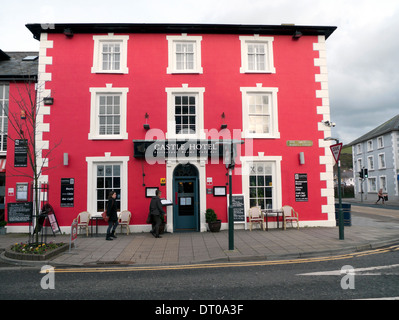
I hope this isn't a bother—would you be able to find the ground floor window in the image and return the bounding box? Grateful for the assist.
[249,162,273,209]
[86,154,129,214]
[96,164,121,212]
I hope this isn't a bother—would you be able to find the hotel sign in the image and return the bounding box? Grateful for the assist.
[133,140,226,159]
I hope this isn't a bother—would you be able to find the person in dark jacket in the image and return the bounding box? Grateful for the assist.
[149,189,165,238]
[106,191,119,240]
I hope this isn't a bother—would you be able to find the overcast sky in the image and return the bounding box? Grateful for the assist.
[1,0,398,145]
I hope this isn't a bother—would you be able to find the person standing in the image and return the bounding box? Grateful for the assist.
[106,191,119,240]
[149,189,165,238]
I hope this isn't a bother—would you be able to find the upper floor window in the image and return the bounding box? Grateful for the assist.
[92,34,129,74]
[377,136,384,149]
[241,84,279,139]
[367,140,373,152]
[167,35,203,74]
[0,83,8,153]
[166,84,205,139]
[240,35,276,74]
[89,84,129,140]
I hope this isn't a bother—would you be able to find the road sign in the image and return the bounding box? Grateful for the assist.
[330,143,343,163]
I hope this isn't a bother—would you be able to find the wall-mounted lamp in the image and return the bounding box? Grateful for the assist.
[293,30,303,39]
[63,28,74,38]
[43,97,54,105]
[20,110,26,119]
[63,153,69,166]
[143,112,150,130]
[299,152,305,165]
[220,112,228,130]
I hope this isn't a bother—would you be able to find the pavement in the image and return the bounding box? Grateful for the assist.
[1,198,399,268]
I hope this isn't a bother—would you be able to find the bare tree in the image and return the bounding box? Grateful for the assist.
[2,77,61,244]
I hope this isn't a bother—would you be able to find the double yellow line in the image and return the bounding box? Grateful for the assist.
[41,244,399,274]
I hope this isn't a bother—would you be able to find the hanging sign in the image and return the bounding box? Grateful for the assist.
[330,143,343,163]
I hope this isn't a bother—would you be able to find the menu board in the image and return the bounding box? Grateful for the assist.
[14,139,28,167]
[60,178,75,207]
[7,202,33,223]
[230,194,245,222]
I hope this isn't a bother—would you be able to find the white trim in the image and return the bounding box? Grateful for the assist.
[240,84,279,139]
[88,84,129,140]
[239,35,276,74]
[91,33,129,74]
[166,34,203,74]
[86,153,129,214]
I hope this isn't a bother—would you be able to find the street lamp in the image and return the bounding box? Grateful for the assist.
[217,139,244,251]
[324,137,344,240]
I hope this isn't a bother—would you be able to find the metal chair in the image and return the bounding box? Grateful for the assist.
[282,206,299,230]
[248,206,264,231]
[77,211,91,236]
[119,210,131,235]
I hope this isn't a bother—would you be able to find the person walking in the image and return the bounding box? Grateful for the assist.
[106,191,119,240]
[149,189,165,238]
[375,188,385,205]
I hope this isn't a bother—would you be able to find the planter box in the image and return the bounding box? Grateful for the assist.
[5,243,69,261]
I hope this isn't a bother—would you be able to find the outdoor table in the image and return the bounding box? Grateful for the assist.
[261,208,284,231]
[90,214,103,237]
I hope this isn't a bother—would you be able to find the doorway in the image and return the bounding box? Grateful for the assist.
[173,164,199,231]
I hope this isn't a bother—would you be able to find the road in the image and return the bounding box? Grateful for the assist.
[1,244,398,303]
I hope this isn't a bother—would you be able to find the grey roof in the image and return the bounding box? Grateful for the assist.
[26,23,336,40]
[0,50,38,81]
[348,114,399,146]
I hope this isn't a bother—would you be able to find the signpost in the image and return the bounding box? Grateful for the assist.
[69,219,78,253]
[328,141,344,240]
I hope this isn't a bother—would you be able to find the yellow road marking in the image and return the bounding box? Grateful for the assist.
[41,244,399,274]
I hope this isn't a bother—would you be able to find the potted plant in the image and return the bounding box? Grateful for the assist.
[206,208,221,232]
[0,221,7,235]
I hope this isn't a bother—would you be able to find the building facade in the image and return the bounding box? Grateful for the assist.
[349,115,399,202]
[5,23,337,233]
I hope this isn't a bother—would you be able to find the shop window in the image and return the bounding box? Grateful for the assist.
[167,35,203,74]
[240,35,275,74]
[89,85,129,140]
[92,34,129,74]
[241,85,279,139]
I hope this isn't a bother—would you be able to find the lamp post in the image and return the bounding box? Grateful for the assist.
[324,137,344,240]
[218,139,244,251]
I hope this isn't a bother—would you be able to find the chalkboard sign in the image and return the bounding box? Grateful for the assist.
[7,202,33,223]
[229,194,245,222]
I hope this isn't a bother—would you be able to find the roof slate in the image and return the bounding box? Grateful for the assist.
[0,50,39,80]
[348,114,399,146]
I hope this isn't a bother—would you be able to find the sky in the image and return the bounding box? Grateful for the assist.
[1,0,398,145]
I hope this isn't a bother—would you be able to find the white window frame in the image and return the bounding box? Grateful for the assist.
[86,153,129,215]
[240,35,276,74]
[241,84,279,139]
[0,83,9,154]
[166,84,205,140]
[367,155,374,171]
[357,159,362,172]
[356,144,362,154]
[89,84,129,140]
[241,155,282,229]
[368,177,377,193]
[166,34,203,74]
[379,176,387,193]
[367,140,373,152]
[378,153,386,169]
[377,136,384,149]
[92,33,129,74]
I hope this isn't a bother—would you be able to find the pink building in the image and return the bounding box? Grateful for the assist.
[5,23,337,233]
